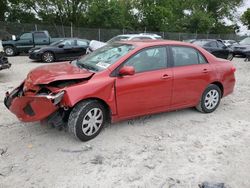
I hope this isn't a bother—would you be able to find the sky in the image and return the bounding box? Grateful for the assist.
[238,0,250,35]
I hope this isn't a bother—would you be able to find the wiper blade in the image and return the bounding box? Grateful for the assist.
[76,62,99,72]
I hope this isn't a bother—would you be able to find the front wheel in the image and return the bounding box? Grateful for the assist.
[4,46,16,56]
[42,52,54,63]
[196,84,222,113]
[68,100,106,141]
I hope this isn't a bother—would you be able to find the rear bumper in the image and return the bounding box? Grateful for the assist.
[4,85,60,122]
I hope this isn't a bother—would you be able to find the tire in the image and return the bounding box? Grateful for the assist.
[68,100,107,142]
[4,46,16,56]
[227,53,234,61]
[42,52,54,63]
[196,84,222,113]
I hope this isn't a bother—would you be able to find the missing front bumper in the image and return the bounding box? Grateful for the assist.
[4,87,65,122]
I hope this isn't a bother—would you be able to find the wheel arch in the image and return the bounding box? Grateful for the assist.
[210,81,224,97]
[74,97,112,122]
[42,51,56,60]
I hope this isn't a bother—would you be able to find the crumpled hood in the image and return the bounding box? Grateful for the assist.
[26,62,94,85]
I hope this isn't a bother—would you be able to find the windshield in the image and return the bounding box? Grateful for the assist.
[107,36,130,44]
[73,43,135,72]
[239,38,250,45]
[50,40,64,46]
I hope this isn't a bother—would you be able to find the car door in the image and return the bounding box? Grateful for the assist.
[57,39,76,60]
[16,33,33,52]
[216,40,230,59]
[74,39,89,57]
[115,46,173,118]
[170,46,214,108]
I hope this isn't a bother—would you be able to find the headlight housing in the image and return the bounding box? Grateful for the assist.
[37,91,65,105]
[33,49,41,53]
[46,91,65,105]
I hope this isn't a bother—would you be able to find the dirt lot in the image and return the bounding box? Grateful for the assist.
[0,56,250,188]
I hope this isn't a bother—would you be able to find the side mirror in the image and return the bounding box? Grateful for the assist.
[12,35,17,41]
[119,66,135,76]
[58,44,64,48]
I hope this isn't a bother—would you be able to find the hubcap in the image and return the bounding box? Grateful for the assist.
[82,108,103,136]
[204,89,219,110]
[5,48,14,56]
[43,53,53,62]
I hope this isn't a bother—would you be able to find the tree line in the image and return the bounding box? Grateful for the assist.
[0,0,246,34]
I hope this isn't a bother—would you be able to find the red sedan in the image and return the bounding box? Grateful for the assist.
[4,40,236,141]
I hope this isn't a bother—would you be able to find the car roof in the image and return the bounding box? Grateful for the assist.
[117,40,198,48]
[117,33,161,38]
[193,39,222,42]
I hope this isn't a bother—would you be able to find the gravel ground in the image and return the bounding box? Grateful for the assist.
[0,56,250,188]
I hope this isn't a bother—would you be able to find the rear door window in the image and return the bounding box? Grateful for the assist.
[171,46,207,67]
[33,32,47,39]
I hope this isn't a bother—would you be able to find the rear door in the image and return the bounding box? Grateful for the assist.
[216,40,230,59]
[115,46,173,118]
[170,46,214,108]
[33,32,50,47]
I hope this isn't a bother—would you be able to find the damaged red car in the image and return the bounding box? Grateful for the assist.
[4,40,236,141]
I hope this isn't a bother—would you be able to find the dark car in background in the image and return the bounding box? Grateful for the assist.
[191,39,234,60]
[29,38,89,63]
[232,37,250,57]
[2,31,64,56]
[0,41,11,71]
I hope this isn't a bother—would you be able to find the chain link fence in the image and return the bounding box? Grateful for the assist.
[0,21,246,42]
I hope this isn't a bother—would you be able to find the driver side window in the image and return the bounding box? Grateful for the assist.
[61,39,75,46]
[20,33,32,40]
[124,47,167,73]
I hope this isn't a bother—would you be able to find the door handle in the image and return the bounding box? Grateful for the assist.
[162,74,171,79]
[202,69,209,73]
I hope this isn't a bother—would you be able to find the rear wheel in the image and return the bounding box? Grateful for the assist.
[4,46,15,56]
[68,100,106,141]
[196,84,222,113]
[42,52,54,63]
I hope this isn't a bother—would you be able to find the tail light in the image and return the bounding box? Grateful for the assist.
[231,66,236,73]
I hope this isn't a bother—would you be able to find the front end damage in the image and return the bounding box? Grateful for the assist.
[4,82,65,122]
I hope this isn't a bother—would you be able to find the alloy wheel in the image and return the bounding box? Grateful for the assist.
[43,52,54,63]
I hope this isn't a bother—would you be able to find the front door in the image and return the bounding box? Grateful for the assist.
[16,33,34,52]
[115,46,173,118]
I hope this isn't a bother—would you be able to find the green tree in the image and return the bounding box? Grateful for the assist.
[241,8,250,29]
